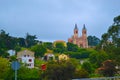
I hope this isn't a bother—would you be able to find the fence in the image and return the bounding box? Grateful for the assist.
[72,76,120,80]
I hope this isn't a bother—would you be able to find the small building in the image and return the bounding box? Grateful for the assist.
[44,53,55,61]
[17,50,34,68]
[58,54,69,61]
[8,50,16,56]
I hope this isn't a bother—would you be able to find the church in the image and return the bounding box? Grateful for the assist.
[68,24,88,48]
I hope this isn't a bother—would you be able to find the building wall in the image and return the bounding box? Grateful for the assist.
[21,56,34,68]
[59,54,69,60]
[17,50,34,68]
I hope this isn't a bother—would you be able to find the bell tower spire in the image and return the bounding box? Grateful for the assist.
[83,24,86,30]
[74,23,78,30]
[74,24,78,38]
[82,24,87,36]
[82,24,88,48]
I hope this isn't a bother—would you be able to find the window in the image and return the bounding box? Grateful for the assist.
[76,31,78,34]
[27,64,31,66]
[29,59,32,62]
[84,31,86,34]
[64,57,66,59]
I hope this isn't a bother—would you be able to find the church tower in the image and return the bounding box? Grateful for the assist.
[73,24,78,44]
[74,24,78,38]
[82,24,87,37]
[82,24,88,48]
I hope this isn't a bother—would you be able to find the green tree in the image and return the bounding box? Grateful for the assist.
[87,36,100,47]
[25,33,37,47]
[114,15,120,26]
[67,42,78,52]
[42,60,75,80]
[17,37,26,47]
[81,61,93,74]
[89,50,109,67]
[101,15,120,48]
[31,44,47,57]
[73,68,89,78]
[14,45,21,52]
[110,47,120,65]
[0,30,18,50]
[65,48,92,59]
[18,66,39,80]
[0,57,10,79]
[0,30,9,49]
[100,15,120,67]
[9,56,17,61]
[43,42,53,50]
[0,30,19,58]
[53,42,66,53]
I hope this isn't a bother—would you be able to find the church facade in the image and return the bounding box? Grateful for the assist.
[68,24,88,48]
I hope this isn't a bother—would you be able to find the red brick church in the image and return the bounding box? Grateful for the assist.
[68,24,88,48]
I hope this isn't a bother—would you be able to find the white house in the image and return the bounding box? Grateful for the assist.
[8,50,16,56]
[17,50,34,68]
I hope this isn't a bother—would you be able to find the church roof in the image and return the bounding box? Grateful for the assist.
[74,24,78,30]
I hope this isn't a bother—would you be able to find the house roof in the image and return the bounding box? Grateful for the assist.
[17,50,34,58]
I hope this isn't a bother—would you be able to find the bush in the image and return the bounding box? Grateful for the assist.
[42,60,75,80]
[73,68,89,78]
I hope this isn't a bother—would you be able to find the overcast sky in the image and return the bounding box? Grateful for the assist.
[0,0,120,42]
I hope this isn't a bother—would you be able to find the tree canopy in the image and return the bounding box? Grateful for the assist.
[31,44,47,57]
[100,15,120,66]
[87,36,100,47]
[101,15,120,48]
